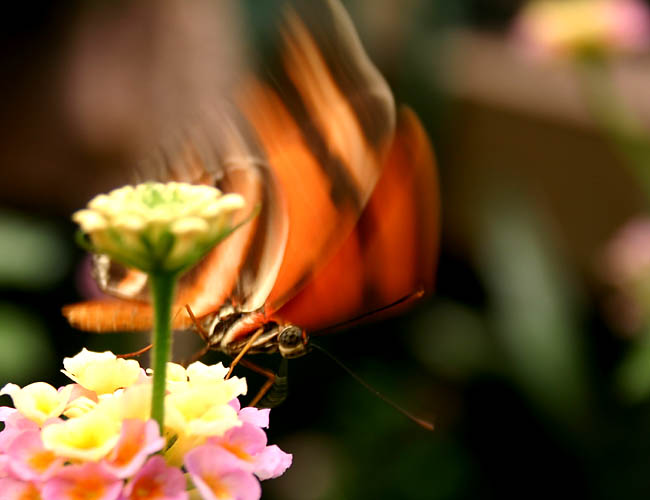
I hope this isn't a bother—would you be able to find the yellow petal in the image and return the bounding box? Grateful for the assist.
[42,408,121,461]
[62,349,141,395]
[1,382,73,426]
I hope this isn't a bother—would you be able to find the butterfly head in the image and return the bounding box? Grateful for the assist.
[278,325,309,359]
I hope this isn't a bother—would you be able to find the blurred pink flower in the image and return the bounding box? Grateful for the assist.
[601,217,650,332]
[0,454,9,478]
[208,423,292,481]
[67,383,100,404]
[604,217,650,283]
[7,430,64,481]
[42,462,122,500]
[514,0,650,58]
[101,420,165,479]
[185,445,261,500]
[252,445,293,481]
[0,476,42,500]
[238,407,270,429]
[229,399,271,429]
[0,408,39,453]
[121,456,186,500]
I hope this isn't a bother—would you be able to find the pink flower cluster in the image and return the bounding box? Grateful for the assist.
[514,0,650,59]
[0,372,291,500]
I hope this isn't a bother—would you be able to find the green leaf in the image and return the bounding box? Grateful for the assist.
[477,190,591,424]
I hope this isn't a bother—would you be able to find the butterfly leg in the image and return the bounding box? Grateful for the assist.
[185,304,210,342]
[183,304,215,366]
[239,359,276,407]
[240,358,289,409]
[225,327,265,379]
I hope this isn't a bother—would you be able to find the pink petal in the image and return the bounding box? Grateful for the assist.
[122,456,187,500]
[185,445,260,500]
[42,462,122,500]
[228,399,241,412]
[0,407,17,422]
[102,420,165,479]
[208,423,267,469]
[67,384,99,404]
[253,445,292,481]
[0,453,10,477]
[0,477,42,500]
[8,430,64,481]
[0,412,39,453]
[606,0,650,50]
[191,469,260,500]
[238,408,269,429]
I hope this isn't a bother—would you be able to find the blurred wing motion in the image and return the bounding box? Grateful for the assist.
[274,107,438,331]
[63,0,438,335]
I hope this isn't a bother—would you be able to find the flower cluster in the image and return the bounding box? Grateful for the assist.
[514,0,650,59]
[72,182,245,273]
[0,349,291,500]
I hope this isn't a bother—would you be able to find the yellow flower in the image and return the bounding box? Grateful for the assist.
[186,361,230,384]
[146,362,190,392]
[165,389,242,439]
[72,182,245,273]
[167,362,189,382]
[162,370,246,465]
[164,396,241,466]
[0,382,73,426]
[62,348,141,395]
[167,361,247,400]
[63,396,98,418]
[113,383,152,422]
[41,407,122,461]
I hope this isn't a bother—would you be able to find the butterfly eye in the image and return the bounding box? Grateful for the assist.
[278,325,308,358]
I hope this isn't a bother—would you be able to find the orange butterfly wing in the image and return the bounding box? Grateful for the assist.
[239,2,396,314]
[272,107,439,331]
[63,1,396,333]
[63,2,436,339]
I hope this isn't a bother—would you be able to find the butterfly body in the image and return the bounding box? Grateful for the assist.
[198,306,309,359]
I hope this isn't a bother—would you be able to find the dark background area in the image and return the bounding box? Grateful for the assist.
[3,1,650,499]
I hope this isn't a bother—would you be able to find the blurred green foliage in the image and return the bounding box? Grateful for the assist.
[478,192,591,425]
[0,303,55,384]
[0,211,70,388]
[618,325,650,402]
[0,210,69,290]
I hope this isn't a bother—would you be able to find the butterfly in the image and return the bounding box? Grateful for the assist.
[63,0,439,370]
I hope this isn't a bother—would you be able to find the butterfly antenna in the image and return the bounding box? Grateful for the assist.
[117,344,152,359]
[310,342,434,431]
[313,288,425,336]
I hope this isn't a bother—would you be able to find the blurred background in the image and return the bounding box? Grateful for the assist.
[5,0,650,498]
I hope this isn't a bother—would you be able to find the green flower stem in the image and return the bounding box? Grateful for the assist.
[149,270,178,429]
